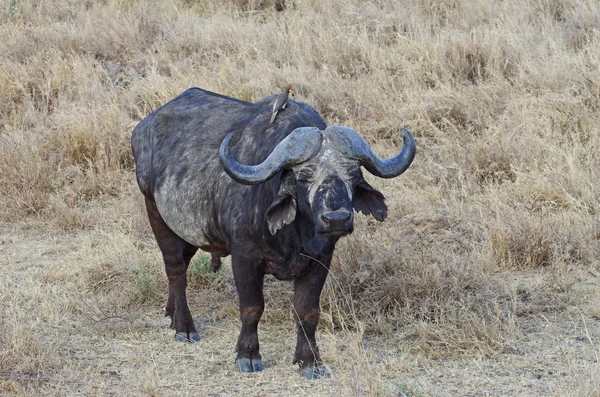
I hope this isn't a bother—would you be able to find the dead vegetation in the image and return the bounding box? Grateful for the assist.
[1,0,599,395]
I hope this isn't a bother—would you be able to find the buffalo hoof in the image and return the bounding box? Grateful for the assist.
[236,358,263,372]
[175,331,200,343]
[300,365,329,379]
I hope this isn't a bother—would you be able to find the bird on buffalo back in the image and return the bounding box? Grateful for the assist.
[270,86,294,124]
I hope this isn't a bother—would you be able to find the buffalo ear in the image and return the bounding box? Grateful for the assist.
[265,171,297,235]
[353,180,387,222]
[266,195,297,235]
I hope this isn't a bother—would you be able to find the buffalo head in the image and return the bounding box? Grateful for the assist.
[219,126,416,255]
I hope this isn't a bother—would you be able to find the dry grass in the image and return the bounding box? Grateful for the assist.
[0,313,60,376]
[1,0,600,395]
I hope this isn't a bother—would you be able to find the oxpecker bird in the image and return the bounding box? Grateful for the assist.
[270,86,294,124]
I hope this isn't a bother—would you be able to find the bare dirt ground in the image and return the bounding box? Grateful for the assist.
[2,221,599,396]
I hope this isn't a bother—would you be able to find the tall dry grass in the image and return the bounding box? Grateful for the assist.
[1,0,600,393]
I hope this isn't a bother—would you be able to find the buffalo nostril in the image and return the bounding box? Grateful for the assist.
[321,210,351,229]
[340,211,351,222]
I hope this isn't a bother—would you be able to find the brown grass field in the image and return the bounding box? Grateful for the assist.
[1,0,600,395]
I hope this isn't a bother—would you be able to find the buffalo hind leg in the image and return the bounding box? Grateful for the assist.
[292,261,330,379]
[145,198,199,343]
[231,254,265,372]
[164,243,198,334]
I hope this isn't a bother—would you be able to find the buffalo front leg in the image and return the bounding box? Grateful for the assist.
[145,199,199,343]
[292,261,330,379]
[232,255,265,372]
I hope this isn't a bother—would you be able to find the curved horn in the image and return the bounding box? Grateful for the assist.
[360,128,416,178]
[328,126,416,178]
[219,127,323,185]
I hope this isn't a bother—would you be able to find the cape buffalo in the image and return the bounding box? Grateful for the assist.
[131,87,416,378]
